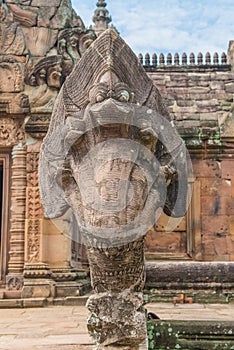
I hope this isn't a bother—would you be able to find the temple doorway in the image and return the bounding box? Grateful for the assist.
[0,154,10,283]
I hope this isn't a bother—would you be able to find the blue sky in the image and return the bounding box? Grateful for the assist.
[71,0,234,56]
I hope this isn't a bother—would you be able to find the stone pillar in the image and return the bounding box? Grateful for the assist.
[22,141,55,298]
[6,144,27,290]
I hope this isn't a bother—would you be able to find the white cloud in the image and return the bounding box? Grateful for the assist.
[71,0,234,56]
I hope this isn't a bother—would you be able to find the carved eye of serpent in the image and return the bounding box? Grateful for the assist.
[116,90,130,102]
[89,83,109,104]
[96,92,106,103]
[114,83,132,103]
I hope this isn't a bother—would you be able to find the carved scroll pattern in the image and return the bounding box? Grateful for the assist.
[25,151,43,263]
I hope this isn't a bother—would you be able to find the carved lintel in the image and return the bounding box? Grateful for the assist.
[25,114,50,139]
[7,3,37,27]
[21,27,58,57]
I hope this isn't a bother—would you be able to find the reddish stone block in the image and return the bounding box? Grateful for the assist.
[232,178,234,198]
[201,239,215,257]
[192,159,221,178]
[27,140,42,153]
[201,196,227,216]
[145,230,187,254]
[221,160,234,179]
[214,236,228,256]
[202,215,229,235]
[200,178,231,197]
[226,197,234,215]
[230,216,234,235]
[226,236,234,255]
[213,255,230,261]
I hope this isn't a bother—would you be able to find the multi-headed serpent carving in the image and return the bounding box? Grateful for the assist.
[39,29,188,349]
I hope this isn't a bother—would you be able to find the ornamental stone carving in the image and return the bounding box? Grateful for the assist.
[0,58,24,93]
[25,56,63,113]
[39,29,188,348]
[0,118,24,147]
[58,28,96,64]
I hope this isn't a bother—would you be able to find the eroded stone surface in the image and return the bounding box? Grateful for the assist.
[87,290,147,347]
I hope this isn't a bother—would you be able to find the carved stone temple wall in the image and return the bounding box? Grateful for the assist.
[0,0,95,299]
[0,0,234,302]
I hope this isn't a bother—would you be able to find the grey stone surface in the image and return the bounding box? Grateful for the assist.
[0,303,234,349]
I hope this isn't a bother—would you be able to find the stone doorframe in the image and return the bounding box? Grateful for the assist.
[0,152,10,282]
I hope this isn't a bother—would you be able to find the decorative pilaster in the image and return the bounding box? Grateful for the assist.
[7,144,27,290]
[22,141,54,298]
[25,148,43,263]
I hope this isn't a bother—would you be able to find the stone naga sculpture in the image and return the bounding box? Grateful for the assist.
[39,29,188,349]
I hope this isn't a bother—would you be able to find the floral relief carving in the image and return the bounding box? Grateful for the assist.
[27,219,41,263]
[0,118,24,147]
[26,187,43,219]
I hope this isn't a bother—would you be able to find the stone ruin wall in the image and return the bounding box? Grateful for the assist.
[143,49,234,262]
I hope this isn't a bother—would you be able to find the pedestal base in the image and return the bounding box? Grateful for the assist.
[87,289,147,348]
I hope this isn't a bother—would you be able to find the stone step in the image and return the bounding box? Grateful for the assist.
[147,320,234,350]
[0,289,21,299]
[0,295,90,308]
